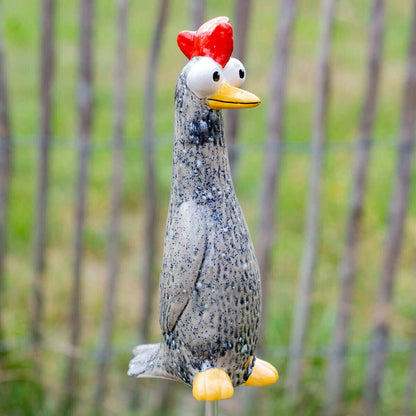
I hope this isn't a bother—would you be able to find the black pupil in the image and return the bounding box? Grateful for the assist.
[239,69,245,79]
[213,71,220,82]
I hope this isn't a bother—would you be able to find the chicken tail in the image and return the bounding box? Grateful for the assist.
[128,343,176,381]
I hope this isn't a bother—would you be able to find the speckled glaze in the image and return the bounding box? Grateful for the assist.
[128,57,261,388]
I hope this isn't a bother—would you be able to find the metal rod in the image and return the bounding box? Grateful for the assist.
[204,401,218,416]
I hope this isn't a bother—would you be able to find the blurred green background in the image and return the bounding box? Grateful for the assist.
[1,0,416,415]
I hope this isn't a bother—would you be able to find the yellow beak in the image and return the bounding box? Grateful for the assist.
[206,81,261,110]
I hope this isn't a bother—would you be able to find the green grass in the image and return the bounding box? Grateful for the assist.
[1,0,416,415]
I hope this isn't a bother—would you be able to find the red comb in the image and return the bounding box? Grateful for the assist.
[177,16,234,68]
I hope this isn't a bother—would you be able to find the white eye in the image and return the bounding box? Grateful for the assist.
[223,57,246,88]
[186,57,223,98]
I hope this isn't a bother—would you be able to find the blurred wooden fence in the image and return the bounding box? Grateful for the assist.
[0,0,416,415]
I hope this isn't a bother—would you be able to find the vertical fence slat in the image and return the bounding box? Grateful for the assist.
[64,0,94,409]
[190,0,204,30]
[140,0,170,347]
[286,0,336,397]
[226,0,252,173]
[325,1,385,414]
[130,0,172,412]
[256,0,297,342]
[94,0,128,408]
[364,2,416,414]
[404,316,416,416]
[0,3,11,353]
[32,0,55,374]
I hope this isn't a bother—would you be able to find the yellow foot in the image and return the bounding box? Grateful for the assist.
[193,368,234,401]
[245,357,279,386]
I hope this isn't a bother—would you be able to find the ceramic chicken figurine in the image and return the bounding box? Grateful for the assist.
[129,16,278,401]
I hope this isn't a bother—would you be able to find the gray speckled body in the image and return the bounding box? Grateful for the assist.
[129,58,261,388]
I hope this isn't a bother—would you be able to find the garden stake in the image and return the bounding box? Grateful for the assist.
[128,16,278,405]
[205,400,218,416]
